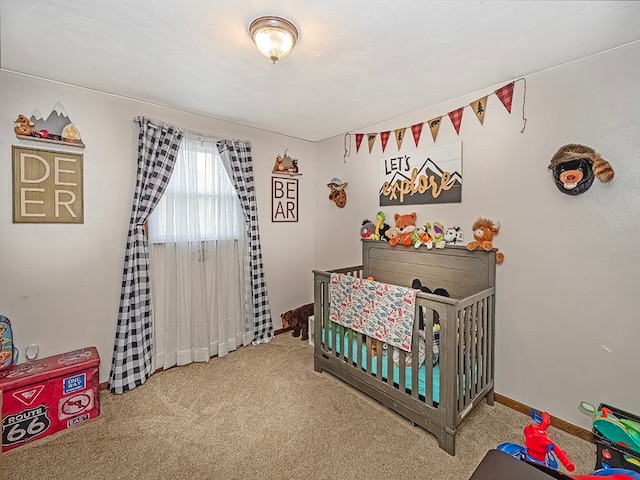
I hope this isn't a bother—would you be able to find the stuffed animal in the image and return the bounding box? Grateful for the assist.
[432,222,446,249]
[444,226,462,245]
[370,211,385,240]
[360,219,375,239]
[327,178,348,208]
[380,223,394,242]
[281,303,314,341]
[413,223,433,249]
[466,217,504,265]
[548,143,614,195]
[14,114,34,136]
[389,212,417,246]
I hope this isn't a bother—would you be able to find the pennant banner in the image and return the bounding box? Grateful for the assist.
[351,80,522,154]
[470,96,488,125]
[395,127,406,151]
[495,82,515,113]
[428,116,442,143]
[448,108,464,135]
[367,133,377,153]
[380,131,391,153]
[410,123,424,147]
[355,133,364,153]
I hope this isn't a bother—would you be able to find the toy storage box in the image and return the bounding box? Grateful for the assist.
[0,347,100,452]
[593,403,640,474]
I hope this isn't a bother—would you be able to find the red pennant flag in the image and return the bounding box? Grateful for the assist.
[448,107,464,135]
[495,82,515,113]
[380,131,391,152]
[355,133,364,153]
[411,123,424,147]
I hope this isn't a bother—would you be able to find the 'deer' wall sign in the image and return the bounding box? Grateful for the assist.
[379,141,462,206]
[12,145,84,223]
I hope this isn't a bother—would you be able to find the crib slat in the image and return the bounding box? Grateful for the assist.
[478,300,482,394]
[410,306,419,400]
[464,307,473,407]
[423,306,434,403]
[458,307,462,410]
[398,349,406,392]
[478,299,487,389]
[386,342,393,386]
[366,336,372,375]
[377,340,383,381]
[471,300,478,397]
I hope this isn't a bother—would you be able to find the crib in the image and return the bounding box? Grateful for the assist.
[313,239,496,455]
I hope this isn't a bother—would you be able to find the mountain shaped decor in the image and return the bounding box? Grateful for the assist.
[272,149,301,176]
[378,142,462,206]
[13,102,85,148]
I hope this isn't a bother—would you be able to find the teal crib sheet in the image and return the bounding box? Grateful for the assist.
[322,328,440,403]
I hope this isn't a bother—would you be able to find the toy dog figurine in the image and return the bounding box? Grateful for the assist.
[281,303,314,341]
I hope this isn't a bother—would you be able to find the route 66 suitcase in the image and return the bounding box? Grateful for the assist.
[0,346,100,451]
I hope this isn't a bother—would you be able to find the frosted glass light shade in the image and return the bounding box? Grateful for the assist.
[250,16,298,64]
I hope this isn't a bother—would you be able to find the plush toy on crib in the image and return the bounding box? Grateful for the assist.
[431,222,446,249]
[444,226,462,245]
[466,217,504,265]
[360,219,376,239]
[281,303,314,341]
[413,223,433,249]
[389,212,417,246]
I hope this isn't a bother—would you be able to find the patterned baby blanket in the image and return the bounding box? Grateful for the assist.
[329,273,417,352]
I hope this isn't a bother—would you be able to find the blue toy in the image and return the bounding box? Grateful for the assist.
[497,408,640,480]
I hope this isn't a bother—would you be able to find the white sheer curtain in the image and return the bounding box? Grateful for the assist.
[149,136,252,370]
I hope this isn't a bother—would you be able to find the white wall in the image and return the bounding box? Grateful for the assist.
[0,71,316,383]
[314,41,640,430]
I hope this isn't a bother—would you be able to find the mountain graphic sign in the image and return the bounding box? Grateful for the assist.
[379,142,462,206]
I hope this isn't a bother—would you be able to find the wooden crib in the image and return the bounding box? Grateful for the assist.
[313,239,496,455]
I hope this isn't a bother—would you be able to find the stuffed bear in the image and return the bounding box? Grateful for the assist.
[466,217,504,265]
[281,303,314,341]
[389,212,417,246]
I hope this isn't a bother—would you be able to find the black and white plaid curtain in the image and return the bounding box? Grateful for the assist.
[109,117,183,394]
[217,140,274,343]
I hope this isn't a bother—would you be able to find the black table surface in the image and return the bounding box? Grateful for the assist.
[469,449,572,480]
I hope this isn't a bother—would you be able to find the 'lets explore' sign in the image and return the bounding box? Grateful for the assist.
[379,142,462,206]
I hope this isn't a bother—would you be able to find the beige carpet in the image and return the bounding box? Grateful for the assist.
[4,334,596,479]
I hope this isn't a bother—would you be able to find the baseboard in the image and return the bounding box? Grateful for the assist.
[495,393,593,443]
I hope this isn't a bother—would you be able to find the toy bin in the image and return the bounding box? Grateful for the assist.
[593,403,640,474]
[0,347,100,452]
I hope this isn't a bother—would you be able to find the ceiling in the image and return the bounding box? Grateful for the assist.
[2,1,640,142]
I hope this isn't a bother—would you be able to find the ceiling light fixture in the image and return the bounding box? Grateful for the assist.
[249,16,298,64]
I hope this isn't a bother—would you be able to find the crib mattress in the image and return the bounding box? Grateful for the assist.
[322,329,440,403]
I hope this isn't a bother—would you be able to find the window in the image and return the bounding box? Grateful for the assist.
[149,137,243,243]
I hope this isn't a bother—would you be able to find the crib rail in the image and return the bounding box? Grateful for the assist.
[313,267,495,455]
[454,287,495,421]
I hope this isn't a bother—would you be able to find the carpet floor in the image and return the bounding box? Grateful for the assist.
[3,333,596,479]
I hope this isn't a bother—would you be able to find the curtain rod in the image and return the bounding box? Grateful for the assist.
[138,116,250,144]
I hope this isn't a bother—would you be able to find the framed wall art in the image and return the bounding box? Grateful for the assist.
[378,141,462,206]
[12,145,84,223]
[271,176,298,222]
